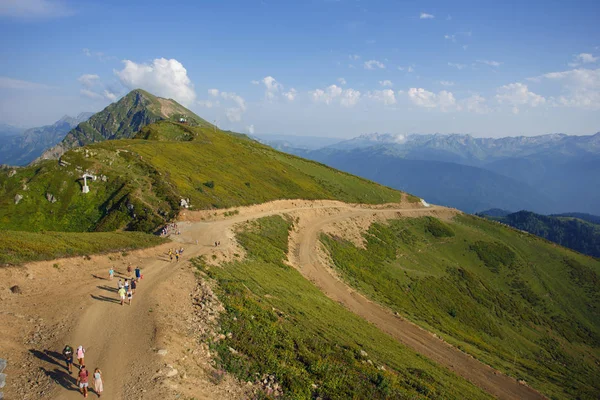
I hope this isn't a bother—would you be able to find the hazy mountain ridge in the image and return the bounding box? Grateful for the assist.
[273,131,600,214]
[478,209,600,258]
[0,112,93,166]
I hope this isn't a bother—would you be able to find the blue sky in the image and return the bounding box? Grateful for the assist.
[0,0,599,138]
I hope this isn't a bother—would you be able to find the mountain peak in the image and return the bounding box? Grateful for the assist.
[37,89,213,162]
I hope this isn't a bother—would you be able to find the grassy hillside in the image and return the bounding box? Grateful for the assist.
[322,215,600,399]
[0,230,165,265]
[480,210,600,257]
[193,215,490,399]
[0,121,402,232]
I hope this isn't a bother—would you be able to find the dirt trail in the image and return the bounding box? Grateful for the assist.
[1,199,545,399]
[288,209,546,400]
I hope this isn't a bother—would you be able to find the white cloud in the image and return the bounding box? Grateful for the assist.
[246,124,255,134]
[568,53,598,67]
[439,81,455,87]
[283,88,297,101]
[364,60,385,70]
[262,75,283,100]
[367,89,396,105]
[461,94,489,114]
[495,82,545,112]
[576,53,598,63]
[0,76,52,90]
[444,34,456,42]
[82,48,115,62]
[80,89,103,100]
[220,91,247,122]
[206,90,247,122]
[398,65,414,73]
[77,74,99,88]
[337,77,347,85]
[0,0,74,18]
[115,58,196,106]
[251,80,260,85]
[407,88,459,111]
[349,54,361,60]
[340,88,361,107]
[539,68,600,109]
[310,84,361,107]
[477,59,502,67]
[103,90,117,101]
[420,12,435,19]
[448,62,467,70]
[379,80,393,87]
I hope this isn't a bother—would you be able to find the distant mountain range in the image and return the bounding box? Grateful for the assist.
[0,113,93,166]
[262,131,600,215]
[478,209,600,258]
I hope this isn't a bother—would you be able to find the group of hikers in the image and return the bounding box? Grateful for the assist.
[160,222,180,236]
[62,345,102,398]
[109,265,142,305]
[168,247,184,262]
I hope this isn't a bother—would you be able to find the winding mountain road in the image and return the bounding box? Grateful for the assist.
[1,199,545,399]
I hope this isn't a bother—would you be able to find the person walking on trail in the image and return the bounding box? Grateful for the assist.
[175,251,179,262]
[127,287,133,305]
[127,264,132,274]
[117,279,124,291]
[93,368,103,397]
[76,346,85,369]
[130,278,137,294]
[77,365,89,398]
[118,286,126,306]
[169,249,173,262]
[108,268,114,280]
[135,267,141,281]
[124,279,129,293]
[62,344,74,374]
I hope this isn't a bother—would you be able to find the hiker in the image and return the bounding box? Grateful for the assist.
[118,286,126,306]
[124,279,129,293]
[127,287,133,305]
[93,368,103,397]
[127,264,132,274]
[108,268,114,280]
[175,252,179,262]
[169,250,173,262]
[179,247,184,254]
[135,267,141,281]
[77,365,89,398]
[62,344,74,374]
[76,346,85,369]
[130,278,137,294]
[117,279,124,291]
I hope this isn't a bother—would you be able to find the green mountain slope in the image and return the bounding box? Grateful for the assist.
[194,215,491,399]
[0,230,165,265]
[479,210,600,258]
[38,89,213,160]
[0,120,402,232]
[322,215,600,399]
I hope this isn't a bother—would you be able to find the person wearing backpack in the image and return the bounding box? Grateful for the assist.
[76,345,85,369]
[77,365,90,398]
[62,345,74,374]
